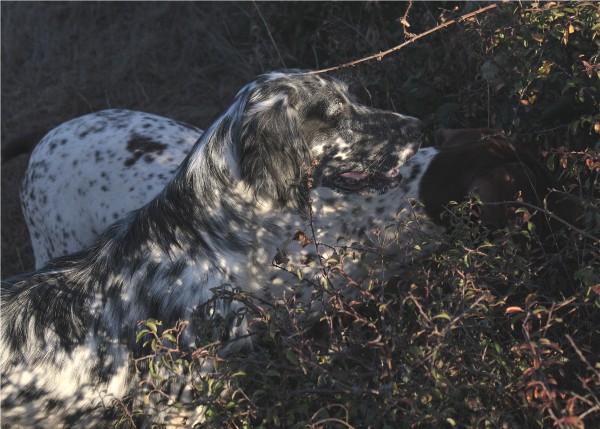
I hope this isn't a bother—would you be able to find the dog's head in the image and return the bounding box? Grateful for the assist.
[235,71,424,214]
[428,129,585,237]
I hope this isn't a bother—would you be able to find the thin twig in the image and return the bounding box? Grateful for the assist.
[253,1,287,68]
[579,405,600,421]
[565,334,600,378]
[309,3,499,75]
[310,418,358,429]
[400,1,414,38]
[482,200,599,243]
[510,43,547,129]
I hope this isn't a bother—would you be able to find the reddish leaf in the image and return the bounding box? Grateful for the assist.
[505,306,524,314]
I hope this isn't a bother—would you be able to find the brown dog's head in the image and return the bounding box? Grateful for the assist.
[424,128,582,237]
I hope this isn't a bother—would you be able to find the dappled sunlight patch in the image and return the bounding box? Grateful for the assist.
[127,192,598,427]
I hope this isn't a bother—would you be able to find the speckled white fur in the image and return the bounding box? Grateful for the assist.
[4,71,426,427]
[21,109,202,267]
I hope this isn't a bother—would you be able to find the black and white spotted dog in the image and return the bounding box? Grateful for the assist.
[21,109,202,268]
[2,71,425,427]
[23,114,555,270]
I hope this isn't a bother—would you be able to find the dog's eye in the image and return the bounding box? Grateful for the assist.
[327,101,347,118]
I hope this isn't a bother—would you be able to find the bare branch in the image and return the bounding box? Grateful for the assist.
[309,3,499,75]
[482,200,599,243]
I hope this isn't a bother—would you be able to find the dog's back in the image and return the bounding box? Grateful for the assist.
[21,109,202,268]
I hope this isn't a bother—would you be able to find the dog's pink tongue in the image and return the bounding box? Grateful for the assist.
[339,172,369,181]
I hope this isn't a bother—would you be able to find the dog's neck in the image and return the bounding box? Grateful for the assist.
[135,137,293,282]
[100,141,440,341]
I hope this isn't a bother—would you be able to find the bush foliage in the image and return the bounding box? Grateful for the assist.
[129,2,600,428]
[2,1,598,428]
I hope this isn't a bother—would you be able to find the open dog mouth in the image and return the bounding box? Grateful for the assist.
[334,167,402,195]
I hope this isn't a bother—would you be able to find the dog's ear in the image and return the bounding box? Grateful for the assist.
[435,128,496,147]
[239,96,311,214]
[468,163,540,229]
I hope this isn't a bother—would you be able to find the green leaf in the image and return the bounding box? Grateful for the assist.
[162,333,177,343]
[136,329,150,342]
[266,369,281,378]
[149,359,161,380]
[433,312,452,322]
[285,348,299,365]
[146,319,161,333]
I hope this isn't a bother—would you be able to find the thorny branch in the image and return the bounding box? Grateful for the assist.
[309,3,500,75]
[482,200,599,243]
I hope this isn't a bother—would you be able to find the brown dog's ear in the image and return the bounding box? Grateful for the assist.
[468,162,539,229]
[435,128,497,147]
[469,162,585,233]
